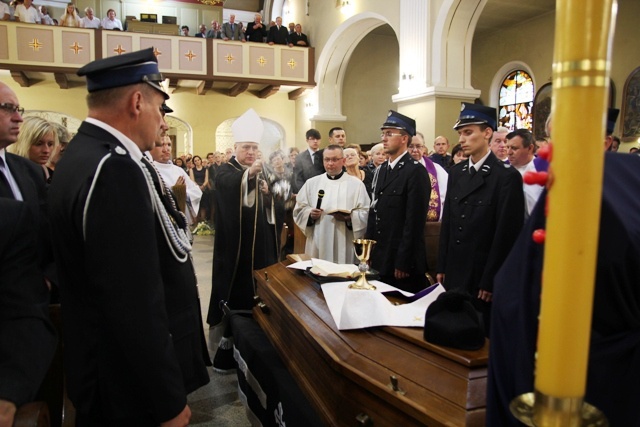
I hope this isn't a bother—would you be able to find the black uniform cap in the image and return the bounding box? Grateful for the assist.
[77,47,169,99]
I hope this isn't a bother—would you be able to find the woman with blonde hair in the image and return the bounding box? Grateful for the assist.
[60,2,81,27]
[46,123,70,182]
[7,116,58,182]
[344,147,372,195]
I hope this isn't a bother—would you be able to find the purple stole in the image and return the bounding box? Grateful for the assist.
[533,156,549,172]
[422,156,441,221]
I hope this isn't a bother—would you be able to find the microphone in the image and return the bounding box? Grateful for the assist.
[315,189,325,210]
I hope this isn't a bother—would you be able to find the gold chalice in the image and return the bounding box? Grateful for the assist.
[349,239,377,290]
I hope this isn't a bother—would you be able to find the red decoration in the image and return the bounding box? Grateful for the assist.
[524,171,548,186]
[532,229,546,244]
[537,144,552,161]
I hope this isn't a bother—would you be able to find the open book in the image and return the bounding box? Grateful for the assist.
[325,208,352,215]
[309,258,360,278]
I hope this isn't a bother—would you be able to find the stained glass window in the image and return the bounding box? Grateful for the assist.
[498,70,534,131]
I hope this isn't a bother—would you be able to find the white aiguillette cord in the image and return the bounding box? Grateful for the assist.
[140,157,191,262]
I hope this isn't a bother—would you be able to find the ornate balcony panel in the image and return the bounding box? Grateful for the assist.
[0,22,315,96]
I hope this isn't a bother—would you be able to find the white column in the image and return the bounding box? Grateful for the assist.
[397,0,429,98]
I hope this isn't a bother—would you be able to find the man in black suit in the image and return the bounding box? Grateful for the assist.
[0,82,44,207]
[365,110,429,293]
[0,200,57,427]
[437,103,524,334]
[267,16,289,45]
[289,23,309,46]
[48,48,210,427]
[292,128,324,193]
[245,13,267,42]
[0,86,57,427]
[194,24,207,38]
[0,82,55,292]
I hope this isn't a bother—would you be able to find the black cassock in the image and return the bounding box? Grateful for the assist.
[487,152,640,426]
[207,158,284,326]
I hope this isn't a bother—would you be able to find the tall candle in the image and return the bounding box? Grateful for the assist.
[535,0,616,404]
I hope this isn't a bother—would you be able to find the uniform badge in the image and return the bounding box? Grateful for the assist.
[115,146,127,155]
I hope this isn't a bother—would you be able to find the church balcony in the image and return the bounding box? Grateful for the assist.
[0,22,315,99]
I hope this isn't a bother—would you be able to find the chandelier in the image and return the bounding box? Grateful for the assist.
[198,0,225,5]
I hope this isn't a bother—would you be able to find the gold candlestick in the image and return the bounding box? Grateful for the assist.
[511,0,616,425]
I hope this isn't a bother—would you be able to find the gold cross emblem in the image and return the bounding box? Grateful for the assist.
[257,56,267,67]
[225,53,234,63]
[287,58,296,69]
[113,44,126,55]
[153,47,161,57]
[70,41,83,55]
[28,38,43,51]
[185,50,197,61]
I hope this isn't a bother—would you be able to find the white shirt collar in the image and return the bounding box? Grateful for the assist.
[468,149,491,172]
[388,150,408,170]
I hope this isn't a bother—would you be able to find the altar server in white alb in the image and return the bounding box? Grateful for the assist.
[294,144,370,264]
[150,134,202,227]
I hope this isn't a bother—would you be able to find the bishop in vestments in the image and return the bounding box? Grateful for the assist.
[207,109,284,371]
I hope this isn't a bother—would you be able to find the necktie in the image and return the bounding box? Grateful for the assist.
[0,157,15,199]
[470,166,476,176]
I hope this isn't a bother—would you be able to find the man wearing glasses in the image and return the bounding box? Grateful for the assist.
[0,84,30,201]
[0,82,57,427]
[293,145,370,264]
[409,132,448,222]
[365,110,429,293]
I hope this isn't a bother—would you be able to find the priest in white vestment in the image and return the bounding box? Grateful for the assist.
[294,145,370,264]
[150,135,202,225]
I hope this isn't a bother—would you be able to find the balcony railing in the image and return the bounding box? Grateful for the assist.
[0,22,315,98]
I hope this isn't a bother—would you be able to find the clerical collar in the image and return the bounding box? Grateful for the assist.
[326,170,344,180]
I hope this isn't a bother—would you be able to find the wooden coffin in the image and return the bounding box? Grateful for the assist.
[253,262,488,427]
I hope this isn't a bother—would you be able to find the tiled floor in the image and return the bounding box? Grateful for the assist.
[188,235,251,426]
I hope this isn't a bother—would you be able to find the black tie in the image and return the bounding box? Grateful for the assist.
[470,166,477,176]
[0,158,15,199]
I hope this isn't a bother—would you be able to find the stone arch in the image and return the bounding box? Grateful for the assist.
[313,12,395,121]
[432,0,487,89]
[165,115,194,158]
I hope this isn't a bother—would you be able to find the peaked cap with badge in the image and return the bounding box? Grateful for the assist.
[48,48,210,425]
[77,47,169,99]
[380,110,417,136]
[453,103,497,131]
